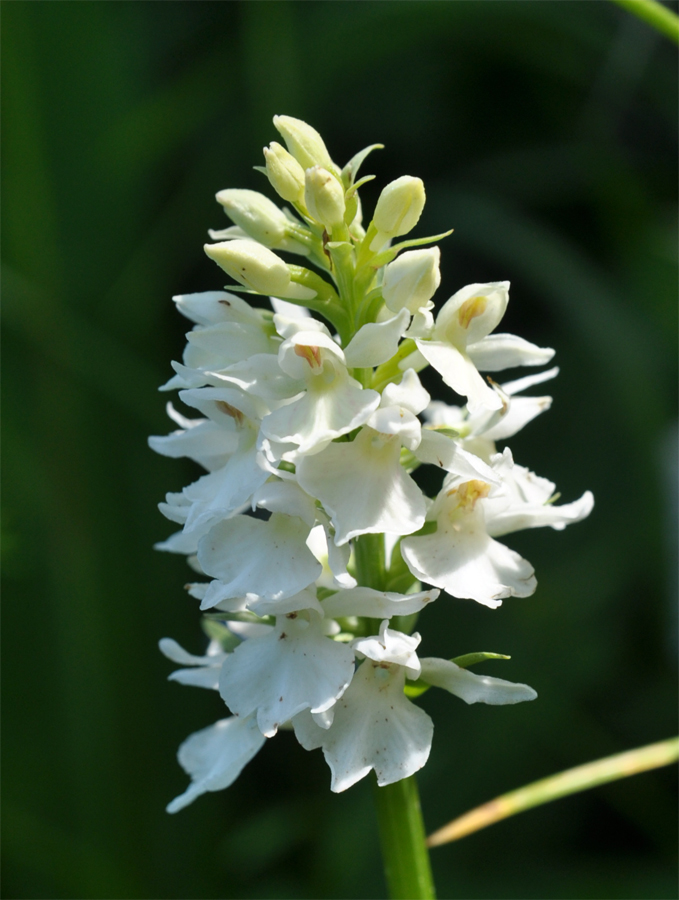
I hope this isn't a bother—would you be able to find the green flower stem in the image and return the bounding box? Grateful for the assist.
[353,533,386,590]
[354,534,437,899]
[610,0,679,43]
[372,774,437,900]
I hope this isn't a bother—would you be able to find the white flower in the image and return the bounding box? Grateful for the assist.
[416,282,554,412]
[400,479,537,607]
[294,623,432,791]
[259,318,380,454]
[168,387,271,536]
[297,370,431,544]
[155,116,595,809]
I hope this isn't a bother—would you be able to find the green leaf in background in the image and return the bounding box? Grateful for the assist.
[427,737,679,847]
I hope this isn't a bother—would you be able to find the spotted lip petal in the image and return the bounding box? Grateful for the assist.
[219,611,355,737]
[294,660,433,792]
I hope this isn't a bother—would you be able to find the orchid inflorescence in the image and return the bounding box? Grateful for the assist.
[151,115,593,813]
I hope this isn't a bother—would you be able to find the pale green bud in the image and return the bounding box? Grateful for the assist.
[273,115,335,172]
[371,176,426,251]
[304,166,346,232]
[263,141,306,205]
[382,247,441,313]
[216,189,290,247]
[204,240,291,295]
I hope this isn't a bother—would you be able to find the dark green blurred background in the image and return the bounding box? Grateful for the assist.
[2,2,677,898]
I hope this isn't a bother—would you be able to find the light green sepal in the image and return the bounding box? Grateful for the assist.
[404,680,430,699]
[201,618,242,653]
[371,229,454,268]
[342,143,384,187]
[451,652,511,668]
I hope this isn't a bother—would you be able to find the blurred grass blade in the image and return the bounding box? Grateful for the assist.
[610,0,679,43]
[427,737,679,847]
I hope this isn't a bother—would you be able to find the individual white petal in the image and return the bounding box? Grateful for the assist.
[219,611,355,737]
[183,321,276,372]
[368,406,422,451]
[166,716,265,813]
[182,429,270,534]
[487,490,595,537]
[199,581,249,613]
[481,394,553,441]
[270,297,312,319]
[173,291,263,326]
[501,366,559,396]
[208,354,302,403]
[321,587,438,620]
[352,620,422,677]
[168,667,222,690]
[307,519,357,589]
[273,312,330,340]
[422,400,466,430]
[154,529,200,555]
[179,386,266,425]
[419,658,537,705]
[297,427,426,545]
[246,586,324,617]
[227,621,273,640]
[252,479,317,526]
[404,306,435,339]
[159,637,225,667]
[416,340,502,412]
[343,310,410,368]
[160,361,213,391]
[149,419,239,472]
[401,521,536,608]
[414,430,500,484]
[197,514,321,602]
[466,334,555,372]
[381,369,430,416]
[292,708,327,750]
[158,491,191,525]
[315,660,433,792]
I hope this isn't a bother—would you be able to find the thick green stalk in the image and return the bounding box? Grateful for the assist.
[354,534,437,899]
[372,774,436,900]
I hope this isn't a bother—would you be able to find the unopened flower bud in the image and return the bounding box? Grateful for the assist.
[216,189,290,247]
[382,247,441,313]
[263,141,306,205]
[371,176,426,251]
[273,115,335,172]
[304,166,346,232]
[204,240,290,296]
